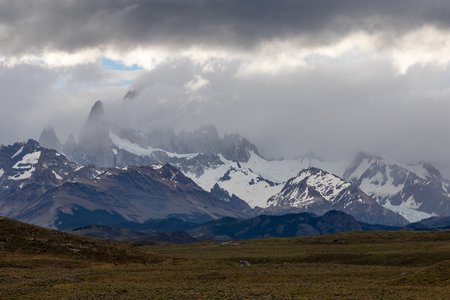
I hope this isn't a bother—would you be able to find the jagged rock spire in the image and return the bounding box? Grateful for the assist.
[38,127,62,152]
[86,100,104,123]
[78,100,113,167]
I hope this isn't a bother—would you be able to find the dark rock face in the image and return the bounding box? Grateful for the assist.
[221,133,261,162]
[145,127,177,152]
[176,124,223,155]
[173,125,260,162]
[267,168,408,226]
[210,183,252,212]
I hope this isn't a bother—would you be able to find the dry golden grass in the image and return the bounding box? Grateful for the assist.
[1,218,450,299]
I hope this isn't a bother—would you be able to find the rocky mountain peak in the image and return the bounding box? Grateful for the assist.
[176,124,222,154]
[78,100,113,167]
[340,151,450,222]
[267,167,407,226]
[289,167,351,202]
[298,166,326,175]
[88,100,104,121]
[210,183,252,211]
[221,133,261,162]
[151,163,194,185]
[24,139,41,151]
[38,127,62,152]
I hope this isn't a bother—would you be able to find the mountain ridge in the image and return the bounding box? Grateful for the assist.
[266,168,408,226]
[19,100,450,225]
[0,140,248,229]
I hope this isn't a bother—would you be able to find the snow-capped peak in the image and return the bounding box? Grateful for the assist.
[291,168,351,202]
[267,167,408,226]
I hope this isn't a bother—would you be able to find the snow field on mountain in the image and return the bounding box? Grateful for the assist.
[383,199,435,222]
[8,167,36,181]
[187,154,282,208]
[109,131,198,159]
[13,151,41,169]
[6,150,42,181]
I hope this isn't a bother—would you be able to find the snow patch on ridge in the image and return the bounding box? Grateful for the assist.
[9,167,35,181]
[7,151,41,181]
[109,131,198,159]
[13,151,41,169]
[289,186,316,207]
[11,146,24,159]
[52,170,63,180]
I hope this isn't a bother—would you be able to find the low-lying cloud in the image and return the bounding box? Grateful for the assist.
[1,1,450,176]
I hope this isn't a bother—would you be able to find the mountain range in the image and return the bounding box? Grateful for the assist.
[266,168,406,225]
[0,139,247,229]
[1,100,449,229]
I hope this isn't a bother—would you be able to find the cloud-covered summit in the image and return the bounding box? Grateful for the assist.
[2,1,450,176]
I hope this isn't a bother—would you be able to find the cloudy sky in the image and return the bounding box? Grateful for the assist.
[2,0,450,171]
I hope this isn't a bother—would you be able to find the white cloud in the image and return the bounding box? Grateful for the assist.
[184,75,210,94]
[0,49,100,68]
[2,26,450,78]
[103,47,172,71]
[390,26,450,74]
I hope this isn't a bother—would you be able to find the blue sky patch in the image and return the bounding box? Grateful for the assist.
[101,57,143,71]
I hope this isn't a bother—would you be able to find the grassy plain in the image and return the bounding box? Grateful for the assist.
[1,217,449,299]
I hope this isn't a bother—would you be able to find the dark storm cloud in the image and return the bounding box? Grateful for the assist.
[1,0,450,55]
[3,0,450,177]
